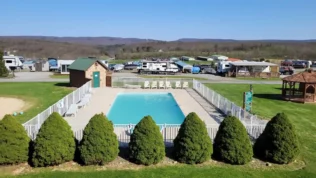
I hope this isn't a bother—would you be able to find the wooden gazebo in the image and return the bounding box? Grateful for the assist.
[282,70,316,103]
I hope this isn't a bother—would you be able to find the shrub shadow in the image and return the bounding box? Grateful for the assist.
[27,140,35,167]
[118,147,130,162]
[73,138,84,165]
[165,146,177,161]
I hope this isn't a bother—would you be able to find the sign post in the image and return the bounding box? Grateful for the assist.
[243,85,253,112]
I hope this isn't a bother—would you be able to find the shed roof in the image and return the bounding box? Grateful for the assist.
[68,58,108,71]
[175,61,192,68]
[230,61,277,66]
[282,70,316,83]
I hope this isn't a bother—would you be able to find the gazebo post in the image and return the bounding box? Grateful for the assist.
[292,82,296,98]
[303,83,306,103]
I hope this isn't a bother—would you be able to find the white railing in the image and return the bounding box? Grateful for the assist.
[23,81,92,140]
[23,78,267,145]
[192,79,267,128]
[73,123,264,147]
[111,76,193,88]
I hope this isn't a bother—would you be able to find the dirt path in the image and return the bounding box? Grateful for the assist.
[0,97,26,119]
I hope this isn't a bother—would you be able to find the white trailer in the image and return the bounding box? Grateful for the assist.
[3,55,24,70]
[217,61,231,74]
[137,61,179,75]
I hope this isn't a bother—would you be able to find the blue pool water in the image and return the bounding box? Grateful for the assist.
[107,93,185,124]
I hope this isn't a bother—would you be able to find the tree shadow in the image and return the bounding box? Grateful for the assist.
[54,82,71,87]
[253,94,284,101]
[274,87,283,91]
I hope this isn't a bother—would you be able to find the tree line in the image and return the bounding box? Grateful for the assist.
[113,41,316,60]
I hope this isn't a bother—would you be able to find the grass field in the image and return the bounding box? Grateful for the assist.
[235,77,281,81]
[49,74,69,79]
[0,82,73,123]
[205,84,316,176]
[1,84,316,177]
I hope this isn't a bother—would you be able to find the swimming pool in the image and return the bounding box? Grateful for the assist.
[107,93,185,124]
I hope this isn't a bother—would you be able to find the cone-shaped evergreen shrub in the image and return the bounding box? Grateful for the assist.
[213,116,253,165]
[0,115,30,165]
[254,113,299,164]
[173,112,212,164]
[31,112,75,167]
[129,116,165,165]
[79,113,119,165]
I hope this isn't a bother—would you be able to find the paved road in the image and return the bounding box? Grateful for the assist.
[0,71,282,84]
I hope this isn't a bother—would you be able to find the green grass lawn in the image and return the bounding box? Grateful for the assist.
[205,84,316,176]
[49,74,69,79]
[236,77,281,81]
[0,82,73,123]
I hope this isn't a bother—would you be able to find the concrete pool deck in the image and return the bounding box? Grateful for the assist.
[64,87,221,131]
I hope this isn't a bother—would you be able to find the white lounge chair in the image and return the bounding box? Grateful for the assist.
[182,81,189,88]
[159,81,165,89]
[175,81,181,89]
[83,94,92,101]
[77,97,90,108]
[88,88,94,94]
[151,81,157,89]
[166,81,172,89]
[143,81,150,89]
[65,104,78,117]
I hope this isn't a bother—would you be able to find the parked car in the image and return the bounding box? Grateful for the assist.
[108,64,116,70]
[124,64,139,70]
[203,67,217,74]
[113,64,124,72]
[280,66,295,75]
[292,61,306,69]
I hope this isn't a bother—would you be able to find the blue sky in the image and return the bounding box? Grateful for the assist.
[1,0,315,40]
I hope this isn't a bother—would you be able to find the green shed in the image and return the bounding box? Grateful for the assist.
[68,58,108,88]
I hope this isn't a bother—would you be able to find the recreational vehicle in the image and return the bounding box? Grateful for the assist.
[217,61,231,74]
[3,55,24,70]
[137,61,179,75]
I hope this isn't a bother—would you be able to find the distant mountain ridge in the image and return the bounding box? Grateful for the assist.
[0,36,315,46]
[0,36,159,46]
[176,38,316,43]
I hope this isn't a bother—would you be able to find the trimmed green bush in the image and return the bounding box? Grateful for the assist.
[129,116,165,165]
[254,113,299,164]
[173,112,212,164]
[0,115,30,165]
[213,116,253,165]
[31,112,75,167]
[79,114,119,165]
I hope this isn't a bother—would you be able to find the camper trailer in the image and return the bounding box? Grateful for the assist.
[217,61,231,74]
[137,61,179,75]
[3,55,24,70]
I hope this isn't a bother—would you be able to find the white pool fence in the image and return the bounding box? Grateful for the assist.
[23,81,92,139]
[73,123,265,147]
[22,78,266,146]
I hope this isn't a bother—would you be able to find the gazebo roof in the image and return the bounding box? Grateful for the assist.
[282,70,316,83]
